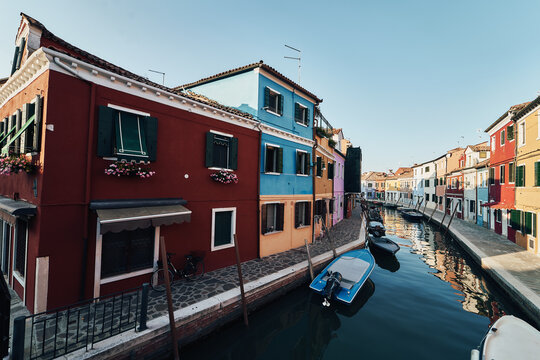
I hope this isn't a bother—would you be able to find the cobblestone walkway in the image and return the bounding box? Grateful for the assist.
[146,206,366,320]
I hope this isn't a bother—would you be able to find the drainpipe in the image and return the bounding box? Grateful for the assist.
[256,124,261,257]
[312,138,317,241]
[54,57,95,300]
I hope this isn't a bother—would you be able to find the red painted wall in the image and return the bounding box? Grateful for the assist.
[446,174,463,218]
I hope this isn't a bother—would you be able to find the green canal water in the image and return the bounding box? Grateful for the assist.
[180,208,527,360]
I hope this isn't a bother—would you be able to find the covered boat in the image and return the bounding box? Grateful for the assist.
[368,221,386,237]
[369,235,400,255]
[368,208,383,222]
[471,315,540,360]
[310,249,375,306]
[401,210,423,222]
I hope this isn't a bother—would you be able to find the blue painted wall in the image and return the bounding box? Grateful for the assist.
[260,133,312,196]
[477,177,489,226]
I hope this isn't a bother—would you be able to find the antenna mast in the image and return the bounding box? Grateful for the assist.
[284,44,301,83]
[148,69,165,85]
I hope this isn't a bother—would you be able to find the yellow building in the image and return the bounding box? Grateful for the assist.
[512,100,540,254]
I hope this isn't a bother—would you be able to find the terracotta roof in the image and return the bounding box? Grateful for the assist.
[447,147,465,153]
[470,141,489,152]
[177,61,322,104]
[485,101,530,132]
[513,96,540,122]
[20,13,253,120]
[475,159,490,169]
[332,128,342,135]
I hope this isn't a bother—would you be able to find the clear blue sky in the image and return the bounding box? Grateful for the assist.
[2,0,539,172]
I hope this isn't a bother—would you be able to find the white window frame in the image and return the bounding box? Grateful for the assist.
[509,162,515,184]
[500,165,505,184]
[296,149,309,176]
[518,121,526,147]
[263,202,282,235]
[265,143,281,175]
[265,87,282,117]
[211,207,236,251]
[296,201,310,228]
[500,129,505,146]
[208,130,234,171]
[295,103,308,126]
[0,221,12,280]
[12,220,28,302]
[491,136,495,151]
[94,223,160,298]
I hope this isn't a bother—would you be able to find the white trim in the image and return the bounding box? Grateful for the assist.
[265,109,282,117]
[211,208,236,251]
[264,172,281,176]
[208,167,234,171]
[265,143,281,148]
[297,174,309,177]
[209,129,233,138]
[94,222,102,298]
[99,210,192,224]
[101,268,154,284]
[295,121,308,127]
[265,86,281,95]
[262,201,282,205]
[260,123,314,147]
[296,102,307,109]
[107,104,151,117]
[315,146,334,160]
[296,149,308,154]
[153,227,160,270]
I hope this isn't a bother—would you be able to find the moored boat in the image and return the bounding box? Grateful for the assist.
[368,235,400,255]
[309,249,375,306]
[368,221,386,237]
[401,210,423,222]
[471,315,540,360]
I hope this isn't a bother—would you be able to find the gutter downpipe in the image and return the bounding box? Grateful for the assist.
[54,57,95,300]
[312,133,317,244]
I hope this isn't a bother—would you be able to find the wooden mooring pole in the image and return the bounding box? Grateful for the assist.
[159,236,180,360]
[305,239,314,281]
[440,199,452,229]
[444,202,459,237]
[233,234,249,327]
[428,204,438,223]
[422,200,428,214]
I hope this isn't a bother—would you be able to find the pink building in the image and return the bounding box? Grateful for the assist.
[333,149,345,225]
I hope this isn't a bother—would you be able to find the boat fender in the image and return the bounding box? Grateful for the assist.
[470,349,479,360]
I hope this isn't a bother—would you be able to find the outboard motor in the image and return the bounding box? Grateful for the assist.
[321,271,342,307]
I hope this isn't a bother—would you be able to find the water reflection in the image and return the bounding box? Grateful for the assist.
[382,208,506,325]
[371,249,400,272]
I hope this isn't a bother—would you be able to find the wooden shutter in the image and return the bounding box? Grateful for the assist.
[328,162,334,179]
[276,203,284,231]
[316,157,322,177]
[145,117,158,162]
[535,162,540,187]
[15,38,25,71]
[525,212,533,235]
[305,107,310,126]
[278,94,284,115]
[10,46,20,75]
[261,204,267,234]
[296,152,301,174]
[97,106,116,157]
[304,154,310,175]
[33,95,43,152]
[14,110,22,154]
[277,147,283,173]
[305,202,311,225]
[229,137,238,170]
[264,87,270,109]
[294,103,301,122]
[205,132,214,167]
[294,202,300,228]
[533,213,537,238]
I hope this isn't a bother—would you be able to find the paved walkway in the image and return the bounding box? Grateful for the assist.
[419,206,540,326]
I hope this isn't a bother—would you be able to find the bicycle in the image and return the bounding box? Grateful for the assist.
[150,252,205,291]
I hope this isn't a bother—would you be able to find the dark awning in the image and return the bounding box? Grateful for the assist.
[0,196,37,224]
[90,198,191,234]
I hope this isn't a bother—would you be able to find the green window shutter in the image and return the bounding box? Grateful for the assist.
[317,157,322,177]
[328,163,334,179]
[294,202,300,228]
[278,94,284,115]
[509,163,515,183]
[261,204,267,234]
[533,213,537,238]
[525,212,533,235]
[33,95,43,152]
[229,137,238,170]
[294,103,301,122]
[264,87,270,108]
[276,203,284,231]
[145,117,158,162]
[277,147,283,173]
[97,106,116,157]
[508,125,514,141]
[10,46,20,75]
[15,38,25,71]
[205,132,214,167]
[535,162,540,186]
[214,211,232,247]
[115,112,148,160]
[304,154,310,175]
[305,202,311,225]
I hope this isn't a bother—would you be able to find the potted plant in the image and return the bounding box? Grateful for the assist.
[105,160,155,178]
[0,154,36,175]
[210,169,238,184]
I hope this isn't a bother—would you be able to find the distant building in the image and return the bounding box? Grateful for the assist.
[475,160,490,227]
[462,143,490,223]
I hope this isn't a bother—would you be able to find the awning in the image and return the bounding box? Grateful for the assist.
[96,204,191,234]
[0,196,37,224]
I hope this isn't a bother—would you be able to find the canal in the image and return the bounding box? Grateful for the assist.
[180,208,527,360]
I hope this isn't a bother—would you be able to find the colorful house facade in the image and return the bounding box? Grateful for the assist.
[333,149,345,225]
[0,14,261,311]
[462,143,490,223]
[182,61,321,257]
[435,155,448,211]
[476,160,489,227]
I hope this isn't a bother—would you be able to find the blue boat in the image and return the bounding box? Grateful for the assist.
[309,249,375,306]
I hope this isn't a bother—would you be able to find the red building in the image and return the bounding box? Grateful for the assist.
[485,102,529,242]
[446,169,464,219]
[0,14,260,312]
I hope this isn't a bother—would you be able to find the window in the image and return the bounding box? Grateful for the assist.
[425,194,430,202]
[296,150,310,175]
[535,161,540,186]
[315,200,327,216]
[13,220,27,279]
[425,179,429,187]
[489,168,495,185]
[97,106,158,161]
[435,178,438,186]
[479,151,487,158]
[205,131,238,170]
[1,97,43,156]
[439,196,442,204]
[327,162,334,179]
[519,122,525,146]
[509,162,515,183]
[261,203,284,234]
[491,136,495,151]
[451,178,456,189]
[496,209,502,223]
[294,103,309,126]
[470,200,476,213]
[516,165,525,187]
[458,200,462,212]
[10,37,25,75]
[295,202,311,228]
[101,227,154,278]
[265,144,283,173]
[500,130,505,146]
[212,208,236,250]
[317,157,323,177]
[0,221,12,274]
[510,210,521,229]
[264,87,283,115]
[507,125,514,141]
[500,165,505,184]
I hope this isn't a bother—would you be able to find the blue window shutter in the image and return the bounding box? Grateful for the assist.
[294,103,301,122]
[277,147,283,173]
[296,152,301,174]
[278,94,284,115]
[145,116,158,162]
[264,87,270,108]
[97,106,115,157]
[205,132,214,167]
[306,107,310,126]
[229,137,238,170]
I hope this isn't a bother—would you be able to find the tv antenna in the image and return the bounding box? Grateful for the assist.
[148,69,165,85]
[284,44,301,83]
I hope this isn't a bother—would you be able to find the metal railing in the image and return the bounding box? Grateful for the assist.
[12,283,149,360]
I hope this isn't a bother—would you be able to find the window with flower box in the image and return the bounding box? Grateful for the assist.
[97,105,158,162]
[205,131,238,170]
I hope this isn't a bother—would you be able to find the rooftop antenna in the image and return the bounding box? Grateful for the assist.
[284,44,301,83]
[148,69,165,86]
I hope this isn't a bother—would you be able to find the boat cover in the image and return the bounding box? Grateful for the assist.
[369,221,384,227]
[323,256,371,289]
[483,315,540,360]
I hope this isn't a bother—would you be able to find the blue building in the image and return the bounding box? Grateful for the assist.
[476,161,489,227]
[182,62,321,256]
